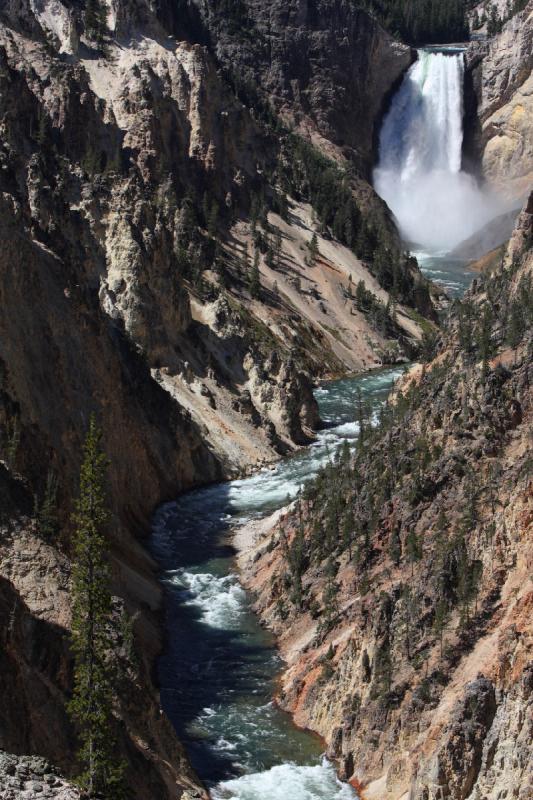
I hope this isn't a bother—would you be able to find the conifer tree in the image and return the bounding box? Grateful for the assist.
[432,597,448,659]
[36,107,49,147]
[5,417,20,469]
[207,200,219,239]
[400,584,418,660]
[307,232,319,266]
[85,0,108,45]
[321,559,339,631]
[389,528,401,566]
[249,249,261,299]
[69,415,124,798]
[406,527,422,575]
[373,638,392,697]
[477,303,495,369]
[38,469,59,539]
[507,302,525,359]
[342,507,355,560]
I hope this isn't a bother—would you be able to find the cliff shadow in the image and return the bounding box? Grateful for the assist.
[150,482,282,785]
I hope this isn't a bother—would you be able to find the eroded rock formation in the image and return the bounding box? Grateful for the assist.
[186,0,414,172]
[466,0,533,204]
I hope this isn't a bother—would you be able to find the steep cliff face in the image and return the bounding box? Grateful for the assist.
[0,0,432,474]
[237,195,533,800]
[466,0,533,204]
[187,0,413,172]
[0,9,315,475]
[0,472,209,800]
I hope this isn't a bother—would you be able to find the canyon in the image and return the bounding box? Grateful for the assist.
[0,0,531,799]
[237,192,532,800]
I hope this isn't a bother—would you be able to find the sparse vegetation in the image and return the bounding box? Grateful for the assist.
[263,246,532,721]
[69,416,124,798]
[360,0,468,44]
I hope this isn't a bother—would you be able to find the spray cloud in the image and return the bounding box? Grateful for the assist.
[374,50,505,253]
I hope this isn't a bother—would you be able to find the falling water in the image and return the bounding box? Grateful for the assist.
[374,50,504,253]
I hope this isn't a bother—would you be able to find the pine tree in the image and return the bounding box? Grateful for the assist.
[342,507,355,560]
[406,527,422,575]
[36,107,49,147]
[207,200,219,239]
[265,236,275,268]
[507,302,525,358]
[476,303,495,369]
[273,228,283,268]
[5,417,20,470]
[434,508,449,563]
[69,415,124,798]
[85,0,108,45]
[389,528,401,566]
[321,559,339,631]
[487,4,501,35]
[249,249,261,299]
[373,638,392,696]
[400,584,418,660]
[307,232,319,266]
[432,597,448,659]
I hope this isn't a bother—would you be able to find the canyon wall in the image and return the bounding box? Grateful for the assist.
[466,0,533,204]
[187,0,414,172]
[238,195,533,800]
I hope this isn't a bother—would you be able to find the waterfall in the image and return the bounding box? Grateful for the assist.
[374,50,502,253]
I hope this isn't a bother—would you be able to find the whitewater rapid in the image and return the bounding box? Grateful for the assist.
[374,49,504,252]
[151,369,405,800]
[212,760,357,800]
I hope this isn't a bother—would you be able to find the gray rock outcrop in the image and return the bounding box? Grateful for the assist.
[466,0,533,203]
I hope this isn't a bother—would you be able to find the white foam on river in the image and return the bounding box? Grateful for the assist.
[151,368,405,794]
[166,570,247,630]
[211,759,357,800]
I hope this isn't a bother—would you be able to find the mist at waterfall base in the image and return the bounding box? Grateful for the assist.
[374,50,505,253]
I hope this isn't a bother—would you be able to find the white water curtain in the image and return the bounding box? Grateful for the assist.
[374,50,503,252]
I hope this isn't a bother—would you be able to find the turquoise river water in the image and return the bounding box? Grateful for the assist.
[150,254,471,799]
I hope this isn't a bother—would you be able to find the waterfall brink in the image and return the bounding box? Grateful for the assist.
[374,50,503,253]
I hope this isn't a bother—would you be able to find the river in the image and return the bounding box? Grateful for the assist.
[149,249,468,800]
[150,368,403,799]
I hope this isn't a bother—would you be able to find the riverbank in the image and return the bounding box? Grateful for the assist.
[226,197,533,800]
[150,368,406,799]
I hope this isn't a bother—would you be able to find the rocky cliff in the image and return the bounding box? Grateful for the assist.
[0,0,434,796]
[466,0,533,205]
[0,751,80,799]
[185,0,414,173]
[237,194,533,800]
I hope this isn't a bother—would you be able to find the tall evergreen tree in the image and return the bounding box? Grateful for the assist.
[69,415,124,798]
[249,249,261,299]
[406,527,422,575]
[432,597,448,659]
[37,469,59,540]
[307,232,319,266]
[85,0,108,45]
